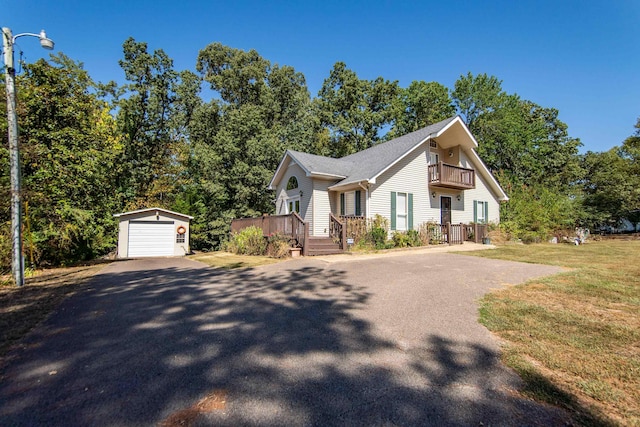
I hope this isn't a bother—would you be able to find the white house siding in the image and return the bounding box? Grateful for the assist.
[369,145,501,229]
[274,162,313,224]
[312,179,334,236]
[456,150,500,224]
[369,143,431,229]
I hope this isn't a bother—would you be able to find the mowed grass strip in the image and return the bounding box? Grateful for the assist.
[189,251,284,269]
[469,240,640,426]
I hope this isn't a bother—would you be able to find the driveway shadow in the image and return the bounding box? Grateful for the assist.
[0,258,572,426]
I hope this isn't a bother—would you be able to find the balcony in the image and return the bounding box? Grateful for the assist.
[428,162,475,190]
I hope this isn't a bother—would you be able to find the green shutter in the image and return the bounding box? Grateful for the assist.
[473,200,478,223]
[355,190,361,216]
[408,193,413,230]
[390,192,396,230]
[484,201,489,224]
[340,193,345,216]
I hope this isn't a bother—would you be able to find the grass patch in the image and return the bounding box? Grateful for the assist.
[0,264,106,363]
[470,240,640,426]
[189,251,284,270]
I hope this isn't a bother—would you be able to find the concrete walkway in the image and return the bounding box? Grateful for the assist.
[0,250,571,426]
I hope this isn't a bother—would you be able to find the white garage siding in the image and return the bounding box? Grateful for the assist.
[127,221,175,257]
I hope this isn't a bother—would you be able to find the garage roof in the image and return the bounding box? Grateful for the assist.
[113,207,194,220]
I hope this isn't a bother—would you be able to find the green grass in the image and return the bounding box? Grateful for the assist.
[189,251,285,269]
[468,240,640,426]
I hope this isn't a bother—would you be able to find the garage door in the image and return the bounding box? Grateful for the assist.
[128,221,175,257]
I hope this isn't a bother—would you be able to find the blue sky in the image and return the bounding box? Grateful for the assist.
[6,0,639,153]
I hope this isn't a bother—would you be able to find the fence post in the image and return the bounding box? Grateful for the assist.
[445,222,450,245]
[474,223,479,243]
[460,223,465,244]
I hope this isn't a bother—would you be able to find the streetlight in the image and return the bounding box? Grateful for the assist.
[2,27,54,287]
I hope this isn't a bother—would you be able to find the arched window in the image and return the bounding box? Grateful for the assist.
[286,176,298,190]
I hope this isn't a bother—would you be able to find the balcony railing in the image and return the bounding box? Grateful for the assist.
[428,162,475,190]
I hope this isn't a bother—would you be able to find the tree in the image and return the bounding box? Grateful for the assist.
[581,117,640,228]
[388,80,455,138]
[452,72,506,130]
[0,55,121,267]
[315,62,398,157]
[114,37,182,209]
[184,43,318,249]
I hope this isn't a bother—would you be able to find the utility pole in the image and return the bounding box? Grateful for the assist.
[2,27,54,287]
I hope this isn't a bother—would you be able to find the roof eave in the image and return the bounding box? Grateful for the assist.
[113,207,194,220]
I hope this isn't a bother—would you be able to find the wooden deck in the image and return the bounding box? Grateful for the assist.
[230,214,489,255]
[428,162,475,190]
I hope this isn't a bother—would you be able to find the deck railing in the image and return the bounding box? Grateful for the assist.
[329,213,347,250]
[230,213,308,252]
[231,213,489,254]
[340,215,368,243]
[428,162,475,189]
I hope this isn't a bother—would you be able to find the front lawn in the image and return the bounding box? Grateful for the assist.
[189,251,285,269]
[467,240,640,426]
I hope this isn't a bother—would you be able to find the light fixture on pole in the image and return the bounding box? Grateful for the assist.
[2,27,54,287]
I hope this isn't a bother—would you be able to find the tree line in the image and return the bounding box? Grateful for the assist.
[1,38,638,268]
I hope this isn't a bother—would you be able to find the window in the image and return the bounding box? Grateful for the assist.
[287,198,300,213]
[391,191,413,231]
[286,176,298,190]
[430,152,439,165]
[176,233,185,243]
[474,200,488,223]
[340,190,362,216]
[396,193,407,230]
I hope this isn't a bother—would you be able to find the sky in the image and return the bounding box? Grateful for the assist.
[5,0,639,153]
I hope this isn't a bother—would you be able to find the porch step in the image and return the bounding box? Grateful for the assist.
[306,237,343,256]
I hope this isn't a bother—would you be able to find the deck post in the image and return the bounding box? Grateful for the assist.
[302,222,309,256]
[341,222,347,251]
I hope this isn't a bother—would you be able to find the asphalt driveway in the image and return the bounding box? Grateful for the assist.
[0,251,571,426]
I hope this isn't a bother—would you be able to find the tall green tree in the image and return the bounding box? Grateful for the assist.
[581,117,640,228]
[0,55,121,267]
[388,80,455,138]
[315,62,398,157]
[184,43,317,249]
[452,72,582,190]
[114,37,183,209]
[452,72,506,130]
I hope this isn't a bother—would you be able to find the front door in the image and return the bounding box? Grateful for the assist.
[441,196,451,225]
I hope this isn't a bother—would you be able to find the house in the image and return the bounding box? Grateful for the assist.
[114,208,192,258]
[268,116,508,242]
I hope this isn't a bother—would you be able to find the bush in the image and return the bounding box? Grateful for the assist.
[267,233,291,258]
[392,230,423,248]
[392,232,410,248]
[224,226,267,255]
[368,227,388,249]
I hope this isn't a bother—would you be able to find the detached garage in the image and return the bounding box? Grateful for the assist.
[114,208,193,258]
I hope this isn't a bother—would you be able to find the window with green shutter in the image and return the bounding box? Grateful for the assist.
[391,192,413,231]
[474,200,488,223]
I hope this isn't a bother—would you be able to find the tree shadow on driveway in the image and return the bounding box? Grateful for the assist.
[0,258,571,426]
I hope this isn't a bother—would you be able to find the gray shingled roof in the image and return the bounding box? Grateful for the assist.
[287,116,457,187]
[286,150,353,178]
